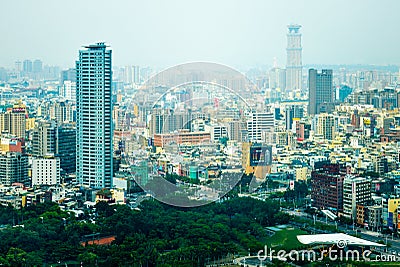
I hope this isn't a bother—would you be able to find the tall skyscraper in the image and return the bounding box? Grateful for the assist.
[123,65,141,85]
[0,108,27,139]
[56,124,76,175]
[31,120,57,157]
[14,61,22,73]
[286,24,302,92]
[269,67,286,90]
[308,69,334,115]
[33,59,43,73]
[76,42,113,188]
[22,59,33,73]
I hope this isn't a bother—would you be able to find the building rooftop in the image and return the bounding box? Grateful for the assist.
[297,233,385,247]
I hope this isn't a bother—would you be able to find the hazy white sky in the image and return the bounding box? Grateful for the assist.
[1,0,399,68]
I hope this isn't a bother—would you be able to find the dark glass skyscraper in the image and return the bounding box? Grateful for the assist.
[308,69,333,115]
[57,125,76,175]
[76,43,113,188]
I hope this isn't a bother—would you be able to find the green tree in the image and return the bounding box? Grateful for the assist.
[77,251,98,266]
[6,247,27,267]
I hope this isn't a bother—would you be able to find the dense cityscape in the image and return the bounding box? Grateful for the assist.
[1,3,400,266]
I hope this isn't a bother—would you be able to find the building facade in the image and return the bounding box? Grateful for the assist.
[0,108,26,139]
[76,43,113,188]
[286,24,302,92]
[153,131,211,148]
[311,163,344,212]
[316,113,335,140]
[308,69,334,115]
[56,125,76,174]
[247,113,275,144]
[32,157,60,186]
[31,120,57,157]
[0,152,28,186]
[343,176,372,219]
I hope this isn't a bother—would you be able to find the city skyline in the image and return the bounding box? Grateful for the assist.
[0,1,400,265]
[1,0,400,69]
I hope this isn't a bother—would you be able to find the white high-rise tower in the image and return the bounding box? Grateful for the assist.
[286,24,303,93]
[76,43,113,188]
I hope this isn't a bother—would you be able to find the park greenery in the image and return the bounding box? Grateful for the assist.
[0,197,291,267]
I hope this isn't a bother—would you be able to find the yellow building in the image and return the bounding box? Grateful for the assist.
[0,101,27,138]
[26,118,35,131]
[295,166,308,181]
[388,198,400,230]
[133,104,139,117]
[241,142,271,180]
[95,188,125,205]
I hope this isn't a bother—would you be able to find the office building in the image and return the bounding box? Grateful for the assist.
[247,113,275,144]
[204,124,228,142]
[308,69,334,115]
[227,120,245,142]
[285,105,304,131]
[31,120,57,157]
[56,124,76,174]
[343,176,371,219]
[365,205,383,232]
[149,108,191,136]
[0,107,26,139]
[316,113,335,140]
[60,68,76,84]
[62,81,76,101]
[286,24,303,92]
[33,59,43,73]
[0,152,28,186]
[153,131,211,148]
[76,42,113,188]
[311,163,345,212]
[269,67,286,90]
[123,65,141,85]
[22,59,33,73]
[50,100,75,123]
[32,157,60,186]
[32,120,76,174]
[14,61,22,73]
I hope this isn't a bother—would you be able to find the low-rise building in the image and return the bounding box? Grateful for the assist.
[32,157,60,186]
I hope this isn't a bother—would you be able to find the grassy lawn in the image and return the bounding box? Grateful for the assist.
[264,228,308,250]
